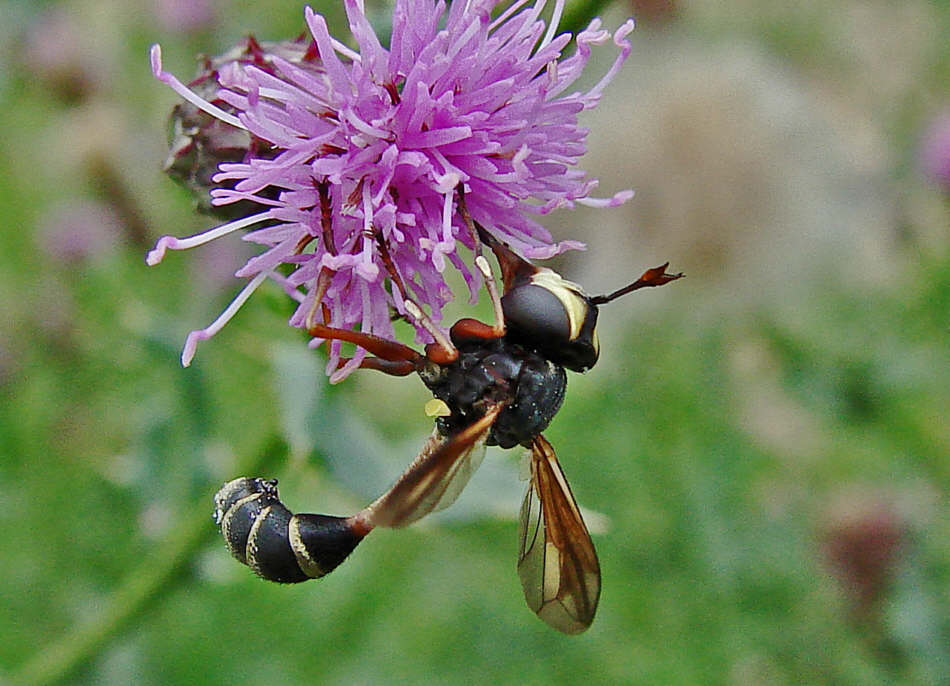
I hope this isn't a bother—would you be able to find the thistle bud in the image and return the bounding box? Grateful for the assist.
[822,493,906,611]
[163,36,320,219]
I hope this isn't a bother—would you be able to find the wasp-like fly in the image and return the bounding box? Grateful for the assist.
[214,195,681,633]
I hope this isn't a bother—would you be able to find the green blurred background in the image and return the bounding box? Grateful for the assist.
[1,0,948,684]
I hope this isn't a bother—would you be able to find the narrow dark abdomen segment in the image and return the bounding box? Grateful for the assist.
[290,514,365,579]
[213,477,364,584]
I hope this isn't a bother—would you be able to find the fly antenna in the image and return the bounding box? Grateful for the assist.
[589,262,684,305]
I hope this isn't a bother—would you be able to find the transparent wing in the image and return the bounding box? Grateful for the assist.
[363,406,502,528]
[518,434,601,634]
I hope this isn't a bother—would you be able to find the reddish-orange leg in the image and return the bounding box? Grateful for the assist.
[309,191,532,375]
[306,320,423,376]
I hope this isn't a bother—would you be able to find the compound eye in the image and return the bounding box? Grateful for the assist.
[501,269,601,372]
[501,284,574,344]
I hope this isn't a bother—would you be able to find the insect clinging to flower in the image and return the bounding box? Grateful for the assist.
[214,193,681,633]
[149,0,682,633]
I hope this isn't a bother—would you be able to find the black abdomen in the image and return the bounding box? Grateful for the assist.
[213,477,365,583]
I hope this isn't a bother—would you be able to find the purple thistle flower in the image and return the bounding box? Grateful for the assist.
[148,0,635,380]
[37,198,124,265]
[151,0,217,33]
[919,111,950,192]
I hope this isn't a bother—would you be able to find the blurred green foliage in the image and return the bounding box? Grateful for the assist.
[1,0,948,684]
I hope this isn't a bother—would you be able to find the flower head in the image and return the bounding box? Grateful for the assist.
[24,7,113,102]
[919,111,950,192]
[152,0,217,33]
[149,0,635,380]
[38,198,123,265]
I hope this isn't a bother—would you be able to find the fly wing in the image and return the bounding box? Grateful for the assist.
[518,434,601,634]
[363,406,502,529]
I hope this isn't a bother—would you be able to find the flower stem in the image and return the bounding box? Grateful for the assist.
[9,436,288,686]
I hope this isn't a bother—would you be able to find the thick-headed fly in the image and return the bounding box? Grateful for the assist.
[213,193,682,634]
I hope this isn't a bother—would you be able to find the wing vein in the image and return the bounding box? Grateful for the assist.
[364,405,503,528]
[517,434,601,634]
